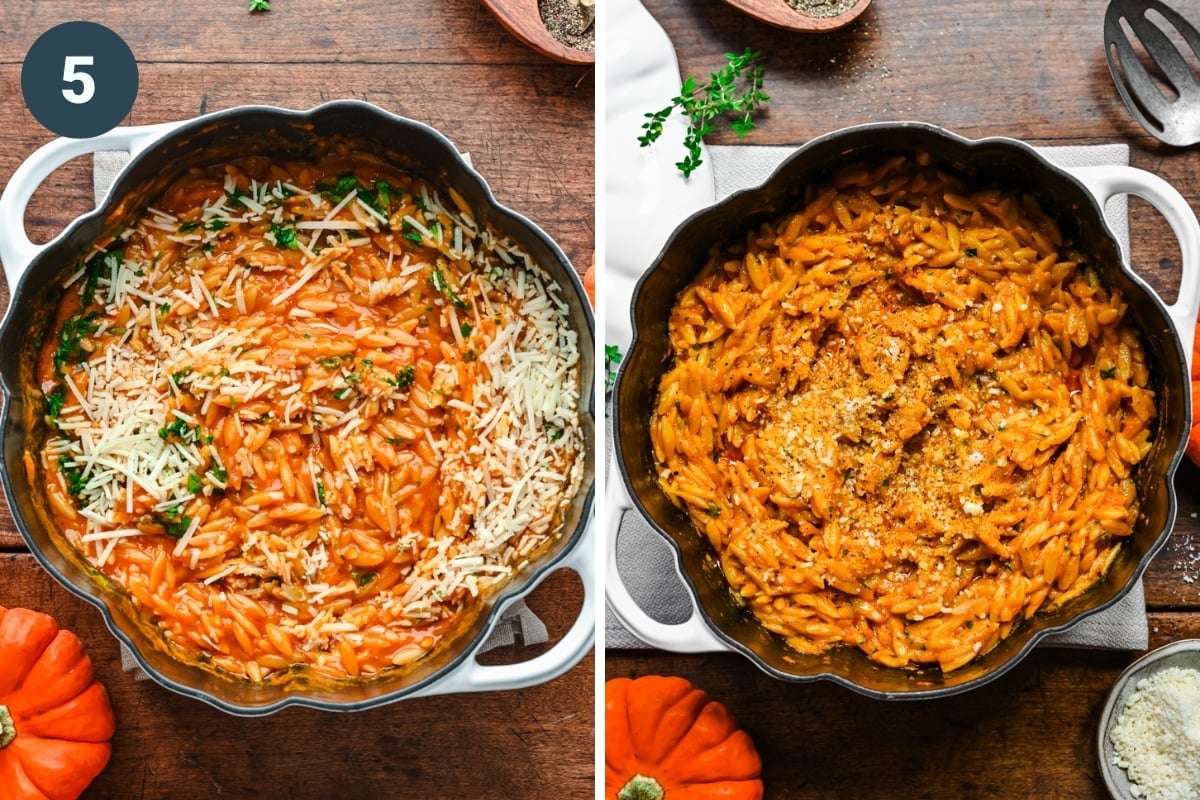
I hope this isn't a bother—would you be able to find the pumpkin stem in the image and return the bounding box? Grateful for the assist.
[617,774,665,800]
[0,705,14,749]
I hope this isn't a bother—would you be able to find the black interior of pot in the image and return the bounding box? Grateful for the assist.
[615,121,1186,698]
[0,101,595,714]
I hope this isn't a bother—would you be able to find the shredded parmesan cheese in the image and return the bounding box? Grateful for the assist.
[1111,666,1200,800]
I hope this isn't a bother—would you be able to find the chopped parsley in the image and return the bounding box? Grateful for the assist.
[353,571,377,589]
[45,384,67,420]
[60,458,87,497]
[178,221,202,233]
[208,464,228,484]
[81,250,122,305]
[53,311,101,376]
[316,477,327,506]
[317,173,361,203]
[187,473,203,494]
[401,220,423,245]
[389,364,416,390]
[604,344,623,390]
[159,418,202,444]
[170,367,193,388]
[249,0,270,11]
[1100,366,1117,379]
[430,268,469,310]
[269,224,299,250]
[205,218,229,231]
[459,322,473,337]
[159,504,192,538]
[705,503,722,518]
[317,355,346,369]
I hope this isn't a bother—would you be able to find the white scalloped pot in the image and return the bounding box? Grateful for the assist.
[0,117,595,702]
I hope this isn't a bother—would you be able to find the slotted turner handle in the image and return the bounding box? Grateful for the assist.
[1104,0,1200,146]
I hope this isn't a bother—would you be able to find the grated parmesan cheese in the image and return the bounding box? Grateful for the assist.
[1110,665,1200,800]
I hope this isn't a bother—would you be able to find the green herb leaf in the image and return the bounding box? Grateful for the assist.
[60,459,88,497]
[45,384,67,420]
[160,505,193,538]
[187,473,203,494]
[179,221,202,233]
[430,268,470,311]
[81,250,122,305]
[389,364,416,390]
[249,0,271,11]
[637,48,770,179]
[317,173,361,203]
[159,418,201,445]
[604,343,624,390]
[317,356,346,370]
[53,311,101,376]
[269,224,299,250]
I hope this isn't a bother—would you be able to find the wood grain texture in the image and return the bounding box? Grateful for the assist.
[0,554,593,800]
[609,2,1200,798]
[0,3,594,798]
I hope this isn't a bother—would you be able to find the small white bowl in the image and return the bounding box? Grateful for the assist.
[1098,639,1200,799]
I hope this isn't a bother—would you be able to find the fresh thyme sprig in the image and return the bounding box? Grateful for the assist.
[637,48,770,178]
[604,343,623,418]
[604,344,623,392]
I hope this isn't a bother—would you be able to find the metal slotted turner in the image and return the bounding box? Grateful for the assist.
[1105,0,1200,146]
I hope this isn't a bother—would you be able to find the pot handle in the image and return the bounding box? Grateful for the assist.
[0,122,180,297]
[605,471,729,652]
[1070,165,1200,371]
[412,516,595,697]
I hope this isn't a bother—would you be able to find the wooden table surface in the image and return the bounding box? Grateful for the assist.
[0,3,595,799]
[606,1,1200,798]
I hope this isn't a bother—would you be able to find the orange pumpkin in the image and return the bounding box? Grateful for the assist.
[1190,327,1200,466]
[606,675,763,800]
[0,607,115,800]
[583,258,596,308]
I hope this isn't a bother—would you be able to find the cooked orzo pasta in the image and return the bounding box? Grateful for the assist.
[34,149,585,682]
[651,153,1157,672]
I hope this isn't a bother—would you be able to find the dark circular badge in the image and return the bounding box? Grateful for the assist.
[21,21,139,139]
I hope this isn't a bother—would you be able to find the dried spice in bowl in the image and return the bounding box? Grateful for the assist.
[787,0,859,17]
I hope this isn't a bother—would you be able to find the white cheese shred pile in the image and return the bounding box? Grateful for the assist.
[1110,665,1200,800]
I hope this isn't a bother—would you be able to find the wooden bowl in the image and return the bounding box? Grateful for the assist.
[720,0,871,32]
[481,0,595,66]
